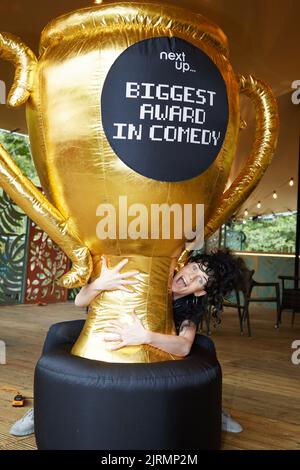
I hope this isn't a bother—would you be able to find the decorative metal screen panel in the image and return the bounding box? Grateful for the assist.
[0,191,27,304]
[0,190,70,305]
[24,220,69,304]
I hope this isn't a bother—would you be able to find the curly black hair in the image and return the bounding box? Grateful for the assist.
[188,248,247,324]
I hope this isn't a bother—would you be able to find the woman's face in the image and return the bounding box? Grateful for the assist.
[172,261,209,299]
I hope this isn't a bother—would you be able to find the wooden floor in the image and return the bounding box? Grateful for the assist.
[0,302,299,450]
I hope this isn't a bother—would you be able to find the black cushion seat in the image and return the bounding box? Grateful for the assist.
[34,320,222,450]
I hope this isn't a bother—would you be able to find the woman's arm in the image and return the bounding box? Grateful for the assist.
[74,282,101,308]
[146,321,197,356]
[104,313,197,357]
[74,256,140,308]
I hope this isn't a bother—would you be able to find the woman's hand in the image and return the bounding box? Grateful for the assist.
[92,256,140,293]
[74,256,140,307]
[103,311,149,351]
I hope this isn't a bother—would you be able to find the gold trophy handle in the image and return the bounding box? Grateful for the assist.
[206,74,279,237]
[0,32,36,107]
[178,74,279,266]
[0,33,92,288]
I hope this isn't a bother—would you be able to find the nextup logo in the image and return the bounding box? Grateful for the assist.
[159,51,196,74]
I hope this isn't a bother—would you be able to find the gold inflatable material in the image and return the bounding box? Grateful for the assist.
[0,33,37,107]
[0,3,279,363]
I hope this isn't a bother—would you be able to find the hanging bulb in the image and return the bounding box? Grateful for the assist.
[273,191,277,199]
[94,0,103,4]
[289,178,294,187]
[257,201,261,209]
[244,209,248,216]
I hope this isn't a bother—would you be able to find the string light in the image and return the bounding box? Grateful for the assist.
[94,0,103,4]
[239,176,295,218]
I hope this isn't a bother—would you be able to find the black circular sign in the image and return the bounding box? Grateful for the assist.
[101,37,229,182]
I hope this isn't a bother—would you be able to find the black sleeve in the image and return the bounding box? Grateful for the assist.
[173,295,205,334]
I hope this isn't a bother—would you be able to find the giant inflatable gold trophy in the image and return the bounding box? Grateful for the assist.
[0,2,278,362]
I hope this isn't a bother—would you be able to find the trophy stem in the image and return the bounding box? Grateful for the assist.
[71,254,180,363]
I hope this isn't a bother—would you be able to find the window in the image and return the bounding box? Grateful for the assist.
[0,128,39,185]
[222,212,297,254]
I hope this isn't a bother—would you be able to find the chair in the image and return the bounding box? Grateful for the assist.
[277,276,300,327]
[199,302,224,336]
[199,303,212,335]
[222,268,281,336]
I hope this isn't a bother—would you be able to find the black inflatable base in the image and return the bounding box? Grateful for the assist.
[34,320,222,450]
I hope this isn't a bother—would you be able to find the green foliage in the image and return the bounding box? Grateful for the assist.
[0,190,27,304]
[229,213,297,253]
[0,190,25,235]
[0,233,26,304]
[0,129,40,185]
